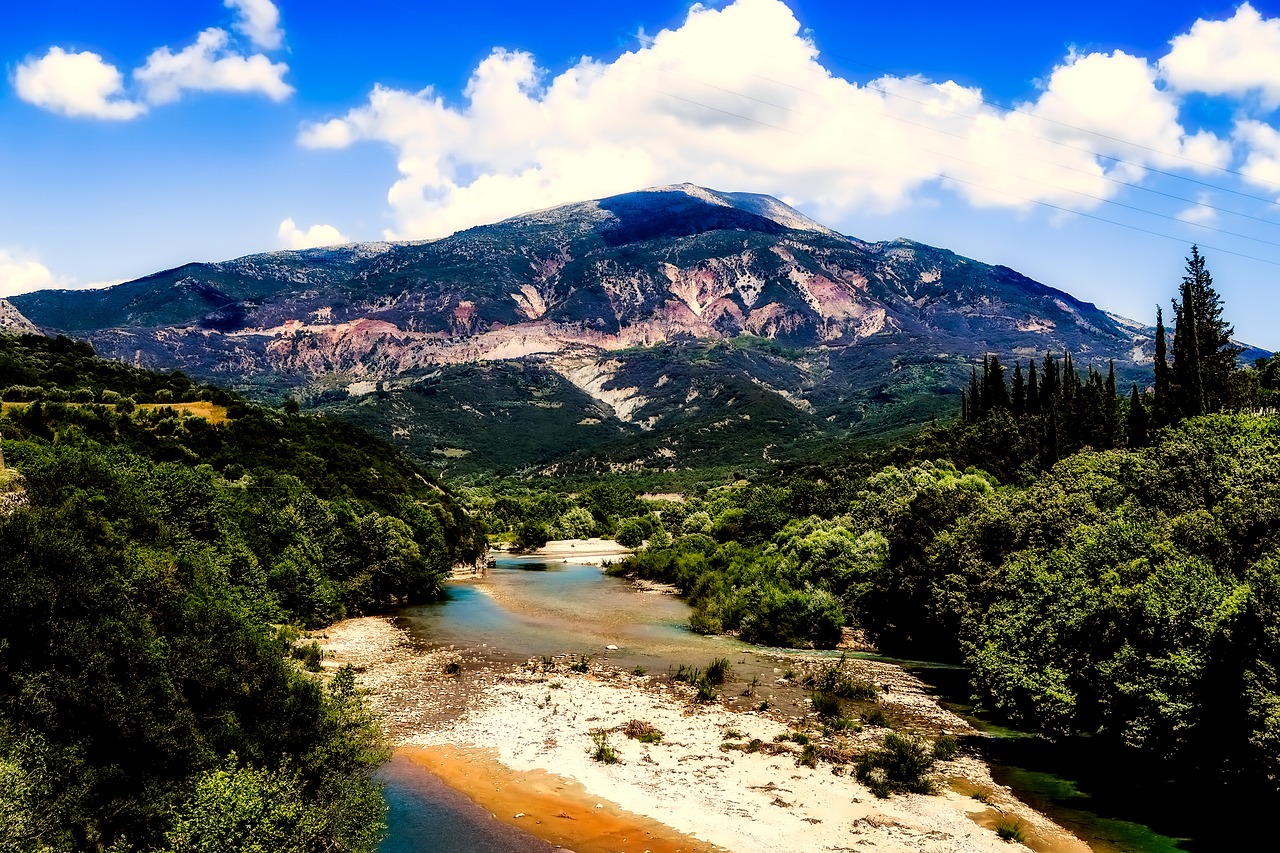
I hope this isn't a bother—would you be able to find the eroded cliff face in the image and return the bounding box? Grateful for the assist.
[7,184,1165,470]
[0,300,39,335]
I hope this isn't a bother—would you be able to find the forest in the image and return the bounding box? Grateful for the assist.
[0,334,483,852]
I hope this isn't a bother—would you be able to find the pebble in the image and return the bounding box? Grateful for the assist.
[606,644,619,650]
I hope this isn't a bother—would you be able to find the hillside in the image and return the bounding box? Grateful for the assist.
[11,184,1208,473]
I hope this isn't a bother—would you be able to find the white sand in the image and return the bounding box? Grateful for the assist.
[322,617,1089,853]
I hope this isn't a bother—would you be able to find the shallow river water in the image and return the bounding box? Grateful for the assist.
[378,556,1198,853]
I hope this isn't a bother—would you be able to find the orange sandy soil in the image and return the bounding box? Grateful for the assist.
[400,744,721,853]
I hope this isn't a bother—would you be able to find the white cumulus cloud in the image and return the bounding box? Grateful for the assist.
[13,0,290,118]
[278,218,349,249]
[11,47,146,120]
[0,250,58,298]
[226,0,285,51]
[1160,3,1280,107]
[136,28,292,104]
[298,0,1227,241]
[1235,119,1280,194]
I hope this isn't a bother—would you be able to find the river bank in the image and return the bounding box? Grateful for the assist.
[319,615,1090,853]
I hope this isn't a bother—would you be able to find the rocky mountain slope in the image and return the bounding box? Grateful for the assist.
[11,184,1173,472]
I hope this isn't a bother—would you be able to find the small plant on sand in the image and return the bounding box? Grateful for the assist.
[782,668,796,681]
[743,675,759,696]
[569,654,591,673]
[540,655,556,671]
[705,657,733,685]
[810,690,842,719]
[745,738,764,753]
[443,660,462,676]
[796,743,819,769]
[672,664,701,683]
[813,653,879,700]
[862,707,890,728]
[932,734,960,761]
[756,699,771,711]
[548,681,563,689]
[623,720,663,744]
[632,665,647,676]
[855,732,937,798]
[775,730,810,746]
[589,729,619,764]
[694,675,718,703]
[995,819,1025,843]
[722,728,744,740]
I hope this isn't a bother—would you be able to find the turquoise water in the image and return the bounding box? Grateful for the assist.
[379,556,1203,853]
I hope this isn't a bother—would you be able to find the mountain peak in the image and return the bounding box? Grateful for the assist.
[631,184,840,236]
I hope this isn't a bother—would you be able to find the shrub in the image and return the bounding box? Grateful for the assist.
[569,655,590,673]
[623,720,663,743]
[705,657,733,685]
[291,641,323,672]
[810,691,842,719]
[932,735,960,761]
[632,665,647,676]
[855,732,937,797]
[589,729,619,764]
[995,819,1025,843]
[862,708,890,727]
[797,743,818,768]
[694,675,718,703]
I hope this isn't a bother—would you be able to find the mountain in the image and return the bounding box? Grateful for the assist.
[10,184,1184,472]
[0,300,39,335]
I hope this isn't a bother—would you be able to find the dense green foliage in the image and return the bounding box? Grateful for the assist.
[622,414,1280,796]
[0,334,484,851]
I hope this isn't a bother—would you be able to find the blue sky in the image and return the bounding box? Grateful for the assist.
[4,0,1280,348]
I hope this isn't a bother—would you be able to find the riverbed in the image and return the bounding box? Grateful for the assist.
[323,554,1199,852]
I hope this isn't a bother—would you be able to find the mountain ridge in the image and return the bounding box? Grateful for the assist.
[8,184,1209,472]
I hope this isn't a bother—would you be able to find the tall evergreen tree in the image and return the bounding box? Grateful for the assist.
[1182,246,1241,411]
[1153,305,1171,427]
[1026,360,1040,414]
[984,355,1010,410]
[1011,362,1026,417]
[969,366,983,419]
[1172,275,1205,418]
[1127,384,1150,447]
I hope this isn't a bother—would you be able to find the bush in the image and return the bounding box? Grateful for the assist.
[855,732,937,797]
[995,819,1025,843]
[623,720,663,743]
[932,735,960,761]
[811,691,842,719]
[705,657,733,685]
[589,729,619,764]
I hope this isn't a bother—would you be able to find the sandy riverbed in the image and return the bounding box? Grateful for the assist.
[319,616,1090,853]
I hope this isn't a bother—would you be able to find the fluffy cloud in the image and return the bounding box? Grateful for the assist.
[0,250,57,298]
[1235,120,1280,193]
[226,0,285,51]
[299,0,1227,240]
[1160,3,1280,107]
[13,0,289,118]
[278,218,349,249]
[11,47,146,120]
[136,28,292,105]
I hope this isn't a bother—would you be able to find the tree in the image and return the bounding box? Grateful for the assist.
[1172,246,1240,415]
[1153,305,1171,427]
[1127,385,1150,447]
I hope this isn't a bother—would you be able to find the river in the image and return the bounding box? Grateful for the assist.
[377,555,1199,853]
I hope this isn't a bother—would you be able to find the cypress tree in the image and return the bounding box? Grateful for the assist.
[1182,246,1240,411]
[1011,362,1026,417]
[1027,360,1040,414]
[969,366,983,419]
[985,355,1010,410]
[1127,384,1150,447]
[1153,305,1171,426]
[1172,278,1205,418]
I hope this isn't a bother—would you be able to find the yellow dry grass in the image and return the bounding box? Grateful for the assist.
[1,399,232,425]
